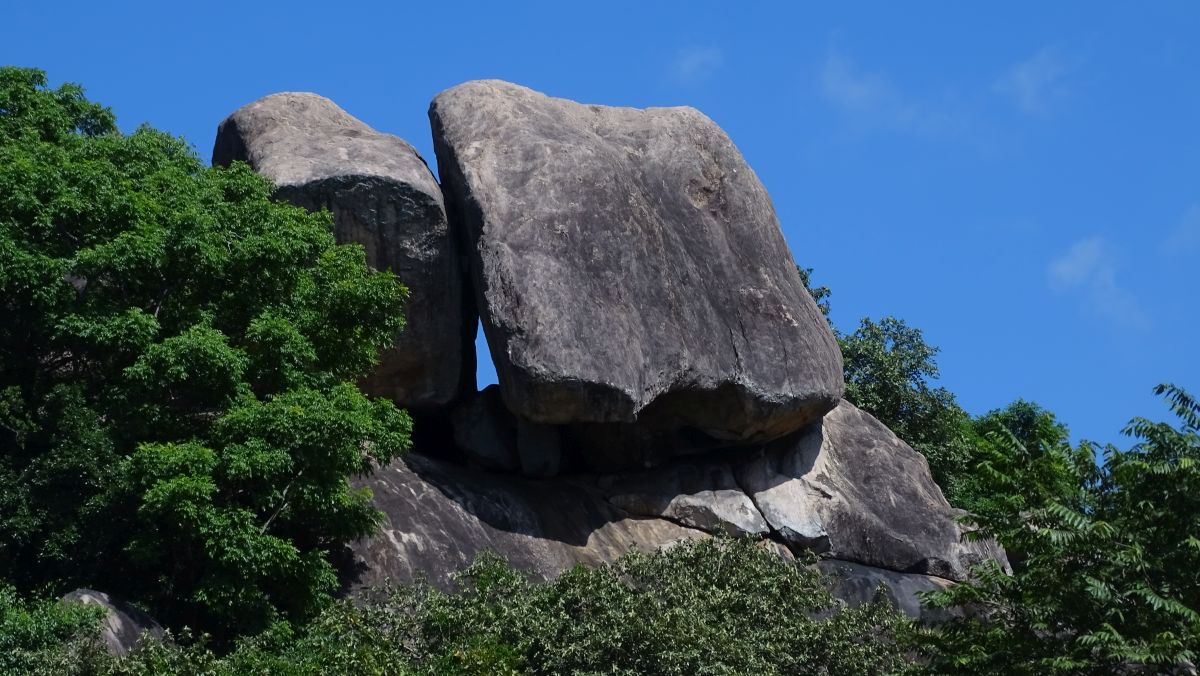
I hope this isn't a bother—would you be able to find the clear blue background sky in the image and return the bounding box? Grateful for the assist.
[4,2,1197,448]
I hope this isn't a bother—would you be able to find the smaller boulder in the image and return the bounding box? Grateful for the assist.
[213,92,472,410]
[61,589,163,657]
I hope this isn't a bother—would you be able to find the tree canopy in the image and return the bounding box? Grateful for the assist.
[0,66,410,639]
[920,384,1200,673]
[795,266,1200,672]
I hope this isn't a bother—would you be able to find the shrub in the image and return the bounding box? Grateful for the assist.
[32,538,914,674]
[0,582,106,675]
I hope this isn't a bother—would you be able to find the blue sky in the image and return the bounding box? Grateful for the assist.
[4,2,1197,448]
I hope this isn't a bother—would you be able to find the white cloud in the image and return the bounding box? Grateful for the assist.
[1048,236,1147,329]
[995,47,1074,114]
[1164,204,1200,253]
[817,48,959,135]
[670,47,724,84]
[820,49,894,111]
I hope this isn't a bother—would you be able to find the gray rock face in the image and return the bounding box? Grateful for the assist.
[213,92,471,408]
[597,462,770,536]
[349,400,1005,598]
[347,453,703,592]
[430,80,842,454]
[61,589,163,656]
[737,400,1004,581]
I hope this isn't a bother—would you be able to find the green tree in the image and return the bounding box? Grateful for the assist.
[0,67,410,639]
[404,538,912,675]
[919,384,1200,674]
[955,400,1080,543]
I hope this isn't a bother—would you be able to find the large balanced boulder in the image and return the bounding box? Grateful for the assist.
[214,92,471,408]
[430,80,842,452]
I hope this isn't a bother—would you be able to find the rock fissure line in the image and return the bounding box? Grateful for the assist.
[604,504,718,540]
[728,453,789,547]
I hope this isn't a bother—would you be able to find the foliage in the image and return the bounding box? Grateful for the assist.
[88,603,425,676]
[918,384,1200,674]
[0,583,106,675]
[400,537,913,675]
[0,67,410,640]
[19,538,916,675]
[955,400,1080,549]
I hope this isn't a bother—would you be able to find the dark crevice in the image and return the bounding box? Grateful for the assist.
[729,451,792,552]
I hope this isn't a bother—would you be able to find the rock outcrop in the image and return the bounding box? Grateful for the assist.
[430,80,842,460]
[61,589,164,657]
[213,92,471,409]
[348,400,1005,617]
[597,461,770,537]
[206,82,1006,622]
[347,452,702,593]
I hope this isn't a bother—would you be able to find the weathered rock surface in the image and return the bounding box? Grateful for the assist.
[349,399,1005,620]
[736,400,1004,581]
[597,462,769,536]
[347,453,703,593]
[213,92,471,408]
[430,80,842,454]
[61,589,164,656]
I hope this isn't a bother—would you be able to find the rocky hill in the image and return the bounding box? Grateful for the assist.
[214,81,1007,618]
